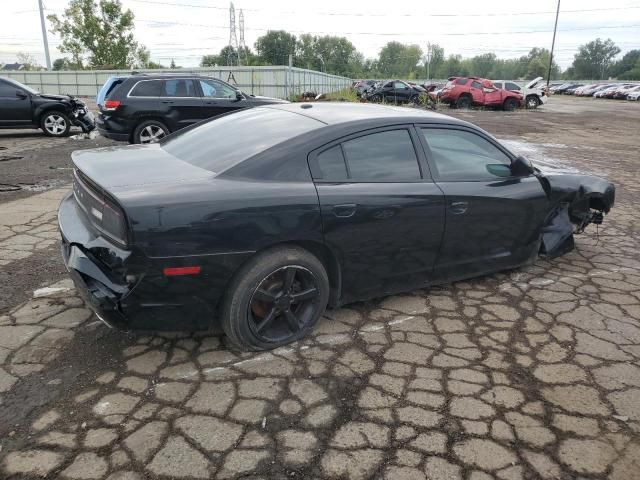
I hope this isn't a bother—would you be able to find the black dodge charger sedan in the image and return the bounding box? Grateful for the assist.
[59,103,614,350]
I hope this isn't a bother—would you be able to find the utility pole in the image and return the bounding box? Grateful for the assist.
[426,42,432,80]
[547,0,560,88]
[228,2,239,66]
[38,0,51,70]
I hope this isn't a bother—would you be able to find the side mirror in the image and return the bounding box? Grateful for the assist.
[16,90,28,99]
[511,155,534,176]
[486,164,512,177]
[234,90,244,101]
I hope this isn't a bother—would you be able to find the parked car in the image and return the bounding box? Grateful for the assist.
[440,77,523,110]
[365,80,426,104]
[0,76,95,136]
[96,73,286,144]
[354,80,377,97]
[58,103,615,350]
[626,87,640,100]
[492,77,547,109]
[594,85,620,98]
[564,84,584,95]
[613,84,640,99]
[552,83,582,94]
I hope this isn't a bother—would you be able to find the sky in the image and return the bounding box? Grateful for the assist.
[1,0,639,70]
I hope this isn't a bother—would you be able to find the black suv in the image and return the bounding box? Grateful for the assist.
[0,76,95,137]
[96,73,287,144]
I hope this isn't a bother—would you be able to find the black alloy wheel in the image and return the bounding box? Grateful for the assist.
[221,246,330,351]
[248,266,320,343]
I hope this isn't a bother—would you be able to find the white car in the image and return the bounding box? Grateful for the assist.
[492,77,548,109]
[626,86,640,100]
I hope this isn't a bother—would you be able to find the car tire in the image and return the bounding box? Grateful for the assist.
[503,98,519,111]
[221,246,330,351]
[133,120,169,144]
[40,111,71,137]
[525,95,540,109]
[370,94,383,103]
[456,95,471,109]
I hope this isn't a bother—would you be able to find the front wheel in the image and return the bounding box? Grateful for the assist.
[503,97,519,111]
[40,111,71,137]
[525,95,540,109]
[221,246,330,351]
[456,95,471,109]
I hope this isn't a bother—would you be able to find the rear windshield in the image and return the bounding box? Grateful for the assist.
[161,107,322,173]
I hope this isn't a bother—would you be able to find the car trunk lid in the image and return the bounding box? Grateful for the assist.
[71,144,214,190]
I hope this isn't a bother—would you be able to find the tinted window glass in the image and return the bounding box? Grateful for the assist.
[198,79,237,98]
[506,82,520,91]
[393,81,408,89]
[422,128,512,181]
[162,108,321,173]
[471,81,482,89]
[0,81,17,97]
[163,79,196,97]
[456,78,468,85]
[342,130,420,181]
[130,80,162,97]
[316,145,347,180]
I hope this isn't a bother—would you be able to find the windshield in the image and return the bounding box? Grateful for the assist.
[161,107,322,173]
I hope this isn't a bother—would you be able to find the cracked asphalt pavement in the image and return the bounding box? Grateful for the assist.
[0,97,639,479]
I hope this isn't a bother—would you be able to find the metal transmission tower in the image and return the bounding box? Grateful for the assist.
[238,9,247,66]
[227,2,239,66]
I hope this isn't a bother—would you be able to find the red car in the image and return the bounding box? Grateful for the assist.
[440,77,523,111]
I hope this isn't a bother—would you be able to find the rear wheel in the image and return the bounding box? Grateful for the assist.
[503,97,519,111]
[133,120,169,144]
[525,95,540,109]
[221,246,330,351]
[456,95,471,109]
[40,111,71,137]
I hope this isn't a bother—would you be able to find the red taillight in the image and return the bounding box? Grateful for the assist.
[103,99,120,110]
[163,266,201,277]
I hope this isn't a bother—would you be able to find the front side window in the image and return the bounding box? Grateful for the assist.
[471,81,482,89]
[393,81,408,89]
[0,81,18,97]
[198,79,237,99]
[129,80,162,97]
[422,128,512,181]
[341,130,421,182]
[163,79,196,97]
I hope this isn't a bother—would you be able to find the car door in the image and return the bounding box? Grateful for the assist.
[160,79,204,129]
[393,81,411,102]
[0,80,32,125]
[418,126,549,282]
[196,78,245,118]
[469,80,484,104]
[309,127,446,302]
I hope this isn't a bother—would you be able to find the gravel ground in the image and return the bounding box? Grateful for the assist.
[0,96,639,479]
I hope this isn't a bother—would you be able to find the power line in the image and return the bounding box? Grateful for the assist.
[125,0,640,18]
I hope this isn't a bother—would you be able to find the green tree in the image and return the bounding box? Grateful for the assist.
[471,53,496,78]
[378,42,422,77]
[255,30,297,65]
[295,35,363,76]
[48,0,147,69]
[424,44,444,79]
[16,52,42,70]
[611,49,640,78]
[570,38,621,79]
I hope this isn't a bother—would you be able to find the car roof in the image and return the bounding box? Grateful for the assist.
[264,102,463,127]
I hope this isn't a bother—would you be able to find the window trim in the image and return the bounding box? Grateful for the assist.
[197,78,238,100]
[127,78,199,99]
[308,125,431,184]
[416,124,520,183]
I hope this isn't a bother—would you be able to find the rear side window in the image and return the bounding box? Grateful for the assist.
[129,80,162,97]
[316,145,348,180]
[163,79,196,97]
[456,78,468,85]
[161,108,321,173]
[341,130,421,181]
